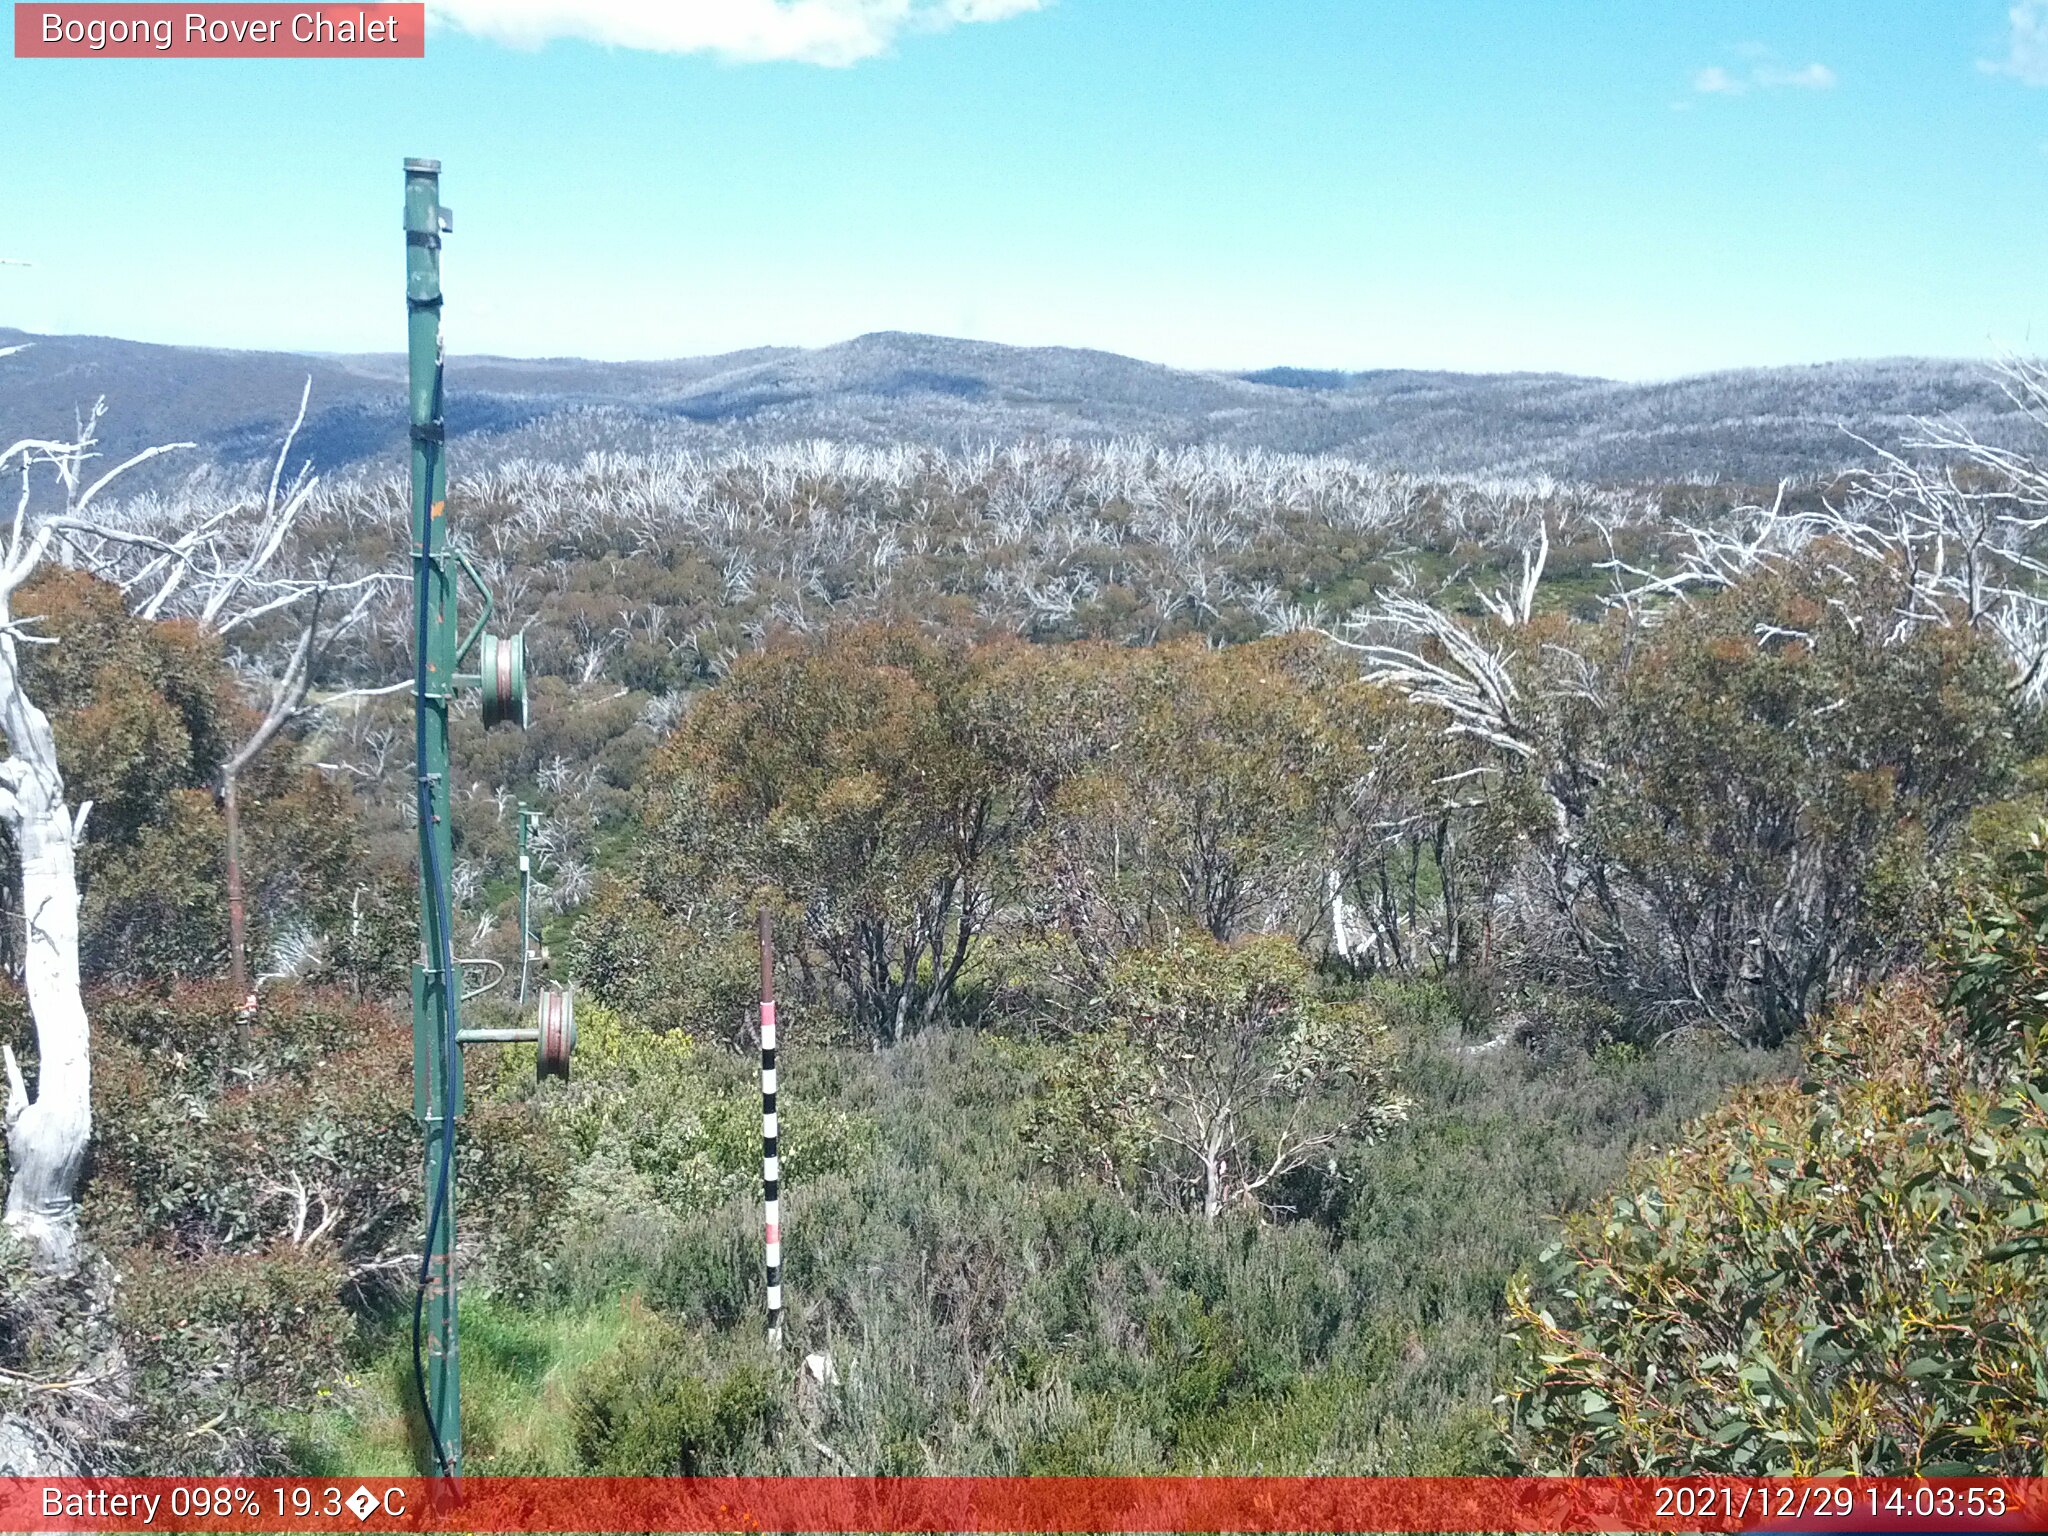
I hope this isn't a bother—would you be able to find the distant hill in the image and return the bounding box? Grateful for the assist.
[0,327,2033,486]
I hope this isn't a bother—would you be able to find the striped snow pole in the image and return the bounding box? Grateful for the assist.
[759,906,783,1347]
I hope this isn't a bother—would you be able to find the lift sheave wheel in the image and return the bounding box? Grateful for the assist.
[536,985,576,1081]
[479,631,529,730]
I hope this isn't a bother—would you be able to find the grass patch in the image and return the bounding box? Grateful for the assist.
[291,1294,637,1474]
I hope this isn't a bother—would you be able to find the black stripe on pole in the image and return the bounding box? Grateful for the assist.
[760,905,782,1345]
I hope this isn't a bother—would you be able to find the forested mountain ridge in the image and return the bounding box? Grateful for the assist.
[0,325,2032,485]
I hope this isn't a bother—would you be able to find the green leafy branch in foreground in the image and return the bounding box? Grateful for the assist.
[1500,826,2048,1474]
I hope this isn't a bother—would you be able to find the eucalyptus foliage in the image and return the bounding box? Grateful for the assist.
[1501,827,2048,1474]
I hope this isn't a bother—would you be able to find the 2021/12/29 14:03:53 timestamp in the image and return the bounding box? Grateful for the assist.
[1651,1479,2013,1525]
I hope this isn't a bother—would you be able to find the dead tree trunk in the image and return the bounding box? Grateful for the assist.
[0,391,190,1270]
[0,616,89,1272]
[0,375,360,1269]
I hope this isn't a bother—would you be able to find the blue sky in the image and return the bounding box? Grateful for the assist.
[2,1,2046,378]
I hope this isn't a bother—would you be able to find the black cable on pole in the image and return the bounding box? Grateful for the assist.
[409,443,459,1480]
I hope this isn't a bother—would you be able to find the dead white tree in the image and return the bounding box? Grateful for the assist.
[1331,592,1541,763]
[0,390,190,1269]
[63,381,404,993]
[195,386,398,994]
[1475,519,1549,628]
[1312,529,1582,976]
[0,374,393,1266]
[1595,368,2048,705]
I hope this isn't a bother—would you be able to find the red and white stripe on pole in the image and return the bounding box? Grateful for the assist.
[759,906,782,1345]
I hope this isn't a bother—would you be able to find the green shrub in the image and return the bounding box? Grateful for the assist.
[306,868,414,1000]
[509,1000,871,1239]
[1025,935,1409,1220]
[570,1313,777,1474]
[0,568,376,988]
[1542,555,2017,1043]
[85,984,418,1266]
[1501,827,2048,1475]
[1940,819,2048,1061]
[115,1245,351,1471]
[568,881,757,1040]
[27,982,565,1470]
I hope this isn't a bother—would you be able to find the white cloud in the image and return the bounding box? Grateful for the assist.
[1755,62,1835,90]
[1984,1,2048,84]
[426,0,1049,66]
[1692,54,1836,96]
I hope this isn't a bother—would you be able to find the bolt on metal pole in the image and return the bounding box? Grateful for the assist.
[406,155,462,1476]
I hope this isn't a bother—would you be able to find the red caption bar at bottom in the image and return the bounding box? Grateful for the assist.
[8,1477,2048,1532]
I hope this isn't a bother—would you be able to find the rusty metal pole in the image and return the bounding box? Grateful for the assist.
[759,906,782,1347]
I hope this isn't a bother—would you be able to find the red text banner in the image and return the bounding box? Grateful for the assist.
[2,1477,2047,1533]
[14,4,424,57]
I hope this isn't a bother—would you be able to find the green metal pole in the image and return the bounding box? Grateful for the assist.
[405,156,462,1475]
